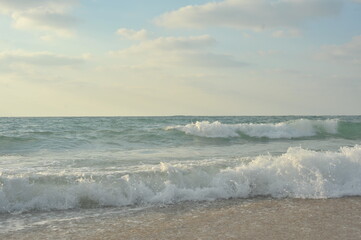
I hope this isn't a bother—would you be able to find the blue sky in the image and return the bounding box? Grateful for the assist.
[0,0,361,116]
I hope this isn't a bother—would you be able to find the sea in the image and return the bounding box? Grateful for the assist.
[1,116,361,238]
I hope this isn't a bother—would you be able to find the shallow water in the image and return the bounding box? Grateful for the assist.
[2,197,361,240]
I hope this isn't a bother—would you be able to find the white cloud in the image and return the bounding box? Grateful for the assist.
[117,28,149,41]
[111,35,245,68]
[0,50,86,67]
[317,35,361,65]
[0,0,78,37]
[155,0,342,31]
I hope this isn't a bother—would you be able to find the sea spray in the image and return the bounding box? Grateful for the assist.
[1,145,361,213]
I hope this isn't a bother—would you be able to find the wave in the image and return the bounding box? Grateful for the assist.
[0,135,36,143]
[1,145,361,213]
[166,119,340,139]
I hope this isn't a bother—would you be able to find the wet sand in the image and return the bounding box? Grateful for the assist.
[2,197,361,240]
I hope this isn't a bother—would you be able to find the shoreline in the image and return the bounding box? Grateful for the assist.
[2,196,361,240]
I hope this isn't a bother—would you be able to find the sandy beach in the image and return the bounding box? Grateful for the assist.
[2,197,361,240]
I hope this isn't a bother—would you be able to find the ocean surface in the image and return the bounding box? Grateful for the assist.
[1,116,361,235]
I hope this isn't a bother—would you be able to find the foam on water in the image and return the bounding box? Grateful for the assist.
[166,119,339,138]
[1,145,361,213]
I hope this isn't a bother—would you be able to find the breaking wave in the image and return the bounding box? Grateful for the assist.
[166,119,339,139]
[1,145,361,213]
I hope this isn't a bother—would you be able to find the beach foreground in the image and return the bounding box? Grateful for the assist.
[2,197,361,240]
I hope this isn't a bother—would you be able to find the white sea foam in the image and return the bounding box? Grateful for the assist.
[166,119,339,138]
[1,145,361,213]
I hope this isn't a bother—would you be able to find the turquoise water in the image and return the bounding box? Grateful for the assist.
[1,116,361,213]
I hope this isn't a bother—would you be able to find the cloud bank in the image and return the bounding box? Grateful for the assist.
[0,0,78,37]
[0,50,86,67]
[112,30,245,68]
[155,0,342,31]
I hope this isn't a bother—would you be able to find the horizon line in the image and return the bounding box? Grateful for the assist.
[1,114,360,118]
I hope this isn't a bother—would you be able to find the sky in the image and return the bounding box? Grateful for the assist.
[0,0,361,116]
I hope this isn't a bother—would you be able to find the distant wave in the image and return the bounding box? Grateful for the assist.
[1,145,361,213]
[166,119,339,139]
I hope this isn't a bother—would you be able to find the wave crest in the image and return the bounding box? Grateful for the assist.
[1,145,361,213]
[166,119,339,138]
